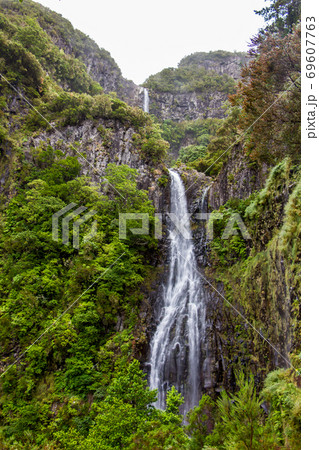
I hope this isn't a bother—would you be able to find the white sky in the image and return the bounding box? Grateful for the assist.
[36,0,266,84]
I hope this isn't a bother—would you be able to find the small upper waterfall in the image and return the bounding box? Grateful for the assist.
[199,184,211,265]
[149,170,206,414]
[201,184,211,212]
[143,87,149,113]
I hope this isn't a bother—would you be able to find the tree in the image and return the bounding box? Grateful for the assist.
[262,368,301,448]
[230,24,300,164]
[207,372,279,449]
[55,360,157,449]
[186,394,215,450]
[128,386,189,449]
[103,359,157,416]
[163,386,184,425]
[255,0,301,35]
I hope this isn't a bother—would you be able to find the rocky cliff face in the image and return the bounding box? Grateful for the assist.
[148,91,228,122]
[0,89,168,215]
[24,119,168,212]
[0,1,247,126]
[0,0,142,106]
[158,166,245,398]
[0,3,301,446]
[1,0,299,403]
[145,51,249,122]
[161,157,300,398]
[35,5,142,105]
[179,51,249,80]
[207,144,269,210]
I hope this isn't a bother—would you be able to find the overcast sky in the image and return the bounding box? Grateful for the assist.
[37,0,266,84]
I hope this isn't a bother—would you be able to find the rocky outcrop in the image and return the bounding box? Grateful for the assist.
[148,91,228,122]
[80,52,140,105]
[207,144,269,209]
[145,51,249,122]
[2,0,143,106]
[39,11,142,105]
[0,89,168,210]
[27,119,167,210]
[179,51,250,80]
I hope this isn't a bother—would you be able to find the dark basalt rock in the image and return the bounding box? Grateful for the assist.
[208,143,269,210]
[148,91,228,122]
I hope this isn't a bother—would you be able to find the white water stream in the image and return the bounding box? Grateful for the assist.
[149,170,206,413]
[143,87,149,113]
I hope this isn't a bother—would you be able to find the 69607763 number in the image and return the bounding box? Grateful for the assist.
[306,17,316,79]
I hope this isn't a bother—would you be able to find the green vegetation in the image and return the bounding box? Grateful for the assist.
[179,145,207,164]
[160,117,222,163]
[206,158,300,391]
[144,65,236,94]
[232,25,300,164]
[203,369,300,449]
[207,194,255,267]
[0,0,121,92]
[0,143,159,446]
[0,10,102,95]
[188,9,300,175]
[255,0,301,35]
[0,1,169,446]
[178,50,247,68]
[191,104,241,175]
[0,0,301,447]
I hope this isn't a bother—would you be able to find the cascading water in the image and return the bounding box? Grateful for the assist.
[199,184,211,265]
[201,184,211,212]
[149,170,206,414]
[143,87,149,113]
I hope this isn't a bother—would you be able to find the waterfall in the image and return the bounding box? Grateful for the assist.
[143,87,149,113]
[149,170,206,414]
[201,184,211,212]
[199,184,211,265]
